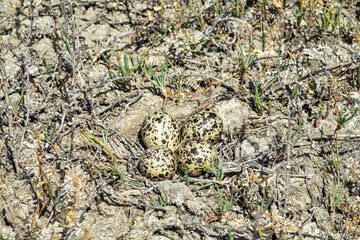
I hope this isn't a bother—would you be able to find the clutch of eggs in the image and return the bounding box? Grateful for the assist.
[138,108,223,180]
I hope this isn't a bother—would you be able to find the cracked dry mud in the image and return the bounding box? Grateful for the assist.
[1,1,360,239]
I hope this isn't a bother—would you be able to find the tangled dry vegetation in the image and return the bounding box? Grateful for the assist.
[1,0,360,239]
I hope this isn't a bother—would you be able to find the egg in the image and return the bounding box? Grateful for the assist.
[176,140,215,177]
[140,112,180,152]
[138,146,177,181]
[181,108,223,145]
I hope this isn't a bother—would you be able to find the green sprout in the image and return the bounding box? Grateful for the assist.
[235,174,272,213]
[291,83,298,100]
[331,181,345,224]
[43,125,57,144]
[183,164,192,187]
[228,227,234,240]
[315,4,341,34]
[260,185,273,213]
[196,153,224,189]
[265,73,279,90]
[216,185,235,215]
[261,21,266,51]
[149,191,168,210]
[42,55,55,74]
[335,104,358,133]
[254,82,264,116]
[53,32,73,56]
[190,0,205,30]
[118,48,131,77]
[8,84,24,118]
[357,64,360,91]
[294,1,306,29]
[331,139,340,176]
[231,0,246,18]
[308,78,324,100]
[339,17,354,40]
[146,59,169,111]
[239,45,254,86]
[113,48,144,86]
[214,0,222,17]
[148,22,171,46]
[282,118,302,151]
[172,67,183,105]
[29,125,57,145]
[332,181,344,208]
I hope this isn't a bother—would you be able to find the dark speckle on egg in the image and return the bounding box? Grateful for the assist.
[190,147,198,155]
[208,112,217,118]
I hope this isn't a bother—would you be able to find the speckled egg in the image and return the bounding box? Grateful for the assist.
[140,112,180,152]
[181,108,223,145]
[177,140,215,177]
[138,146,177,181]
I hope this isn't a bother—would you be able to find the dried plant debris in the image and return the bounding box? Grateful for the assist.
[1,0,360,239]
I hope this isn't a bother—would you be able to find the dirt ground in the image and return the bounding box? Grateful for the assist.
[1,0,360,239]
